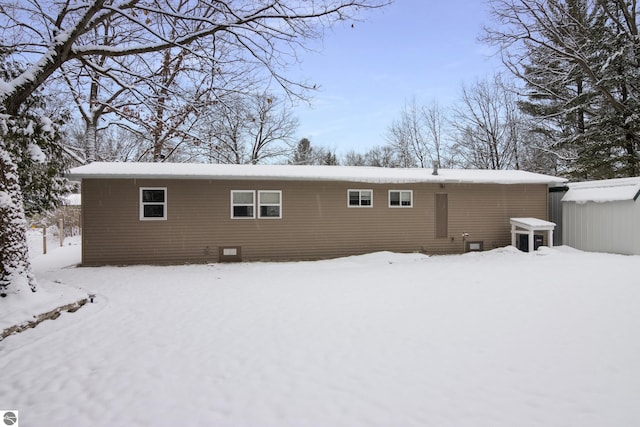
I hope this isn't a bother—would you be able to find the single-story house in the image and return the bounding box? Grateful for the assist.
[67,162,566,265]
[562,177,640,255]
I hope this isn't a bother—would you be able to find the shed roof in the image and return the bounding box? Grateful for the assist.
[510,217,556,230]
[561,177,640,203]
[67,162,566,185]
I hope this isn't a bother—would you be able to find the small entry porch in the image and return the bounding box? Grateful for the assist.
[510,217,556,252]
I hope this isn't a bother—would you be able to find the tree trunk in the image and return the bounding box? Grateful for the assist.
[0,144,37,297]
[85,120,97,163]
[85,75,100,163]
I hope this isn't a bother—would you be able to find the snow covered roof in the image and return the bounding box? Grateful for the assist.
[67,162,566,185]
[510,217,556,230]
[561,177,640,203]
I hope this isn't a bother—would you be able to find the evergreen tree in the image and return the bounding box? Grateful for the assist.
[291,138,314,165]
[323,151,338,165]
[289,138,339,166]
[0,50,70,216]
[0,51,70,296]
[486,0,640,179]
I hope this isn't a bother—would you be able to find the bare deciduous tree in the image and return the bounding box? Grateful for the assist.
[342,150,367,166]
[247,94,299,164]
[423,101,448,168]
[0,0,388,297]
[386,99,422,167]
[386,98,450,168]
[193,92,298,164]
[450,74,522,170]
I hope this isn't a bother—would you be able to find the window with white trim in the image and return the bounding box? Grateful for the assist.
[258,190,282,218]
[389,190,413,207]
[348,189,373,207]
[231,190,255,218]
[140,187,167,220]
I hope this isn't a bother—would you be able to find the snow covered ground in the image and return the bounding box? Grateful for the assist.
[1,233,640,426]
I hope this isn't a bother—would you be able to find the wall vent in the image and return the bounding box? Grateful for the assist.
[219,246,242,262]
[465,241,484,252]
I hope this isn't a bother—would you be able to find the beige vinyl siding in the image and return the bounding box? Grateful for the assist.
[81,178,549,265]
[439,183,547,253]
[82,179,219,265]
[435,193,448,238]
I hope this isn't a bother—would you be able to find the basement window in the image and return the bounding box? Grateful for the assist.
[140,187,167,220]
[231,190,255,219]
[348,189,373,207]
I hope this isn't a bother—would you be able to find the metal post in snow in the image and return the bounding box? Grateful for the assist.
[42,224,47,255]
[59,218,64,247]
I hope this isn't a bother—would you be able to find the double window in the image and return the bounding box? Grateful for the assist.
[231,190,282,219]
[348,189,373,207]
[140,187,167,220]
[389,190,413,208]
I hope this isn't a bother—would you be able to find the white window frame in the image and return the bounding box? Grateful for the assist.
[231,190,256,219]
[347,189,373,208]
[139,187,167,221]
[258,190,282,219]
[388,190,413,208]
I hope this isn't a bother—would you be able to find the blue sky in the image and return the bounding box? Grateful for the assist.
[292,0,503,156]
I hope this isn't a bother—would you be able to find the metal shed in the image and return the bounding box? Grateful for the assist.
[561,177,640,255]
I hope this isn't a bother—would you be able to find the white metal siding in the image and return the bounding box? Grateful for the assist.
[548,189,567,245]
[563,200,638,255]
[634,201,640,255]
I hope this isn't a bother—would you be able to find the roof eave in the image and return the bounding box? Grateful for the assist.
[65,172,563,186]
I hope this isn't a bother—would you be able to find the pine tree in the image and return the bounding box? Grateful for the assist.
[487,0,640,179]
[323,151,338,165]
[291,138,313,165]
[0,51,70,297]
